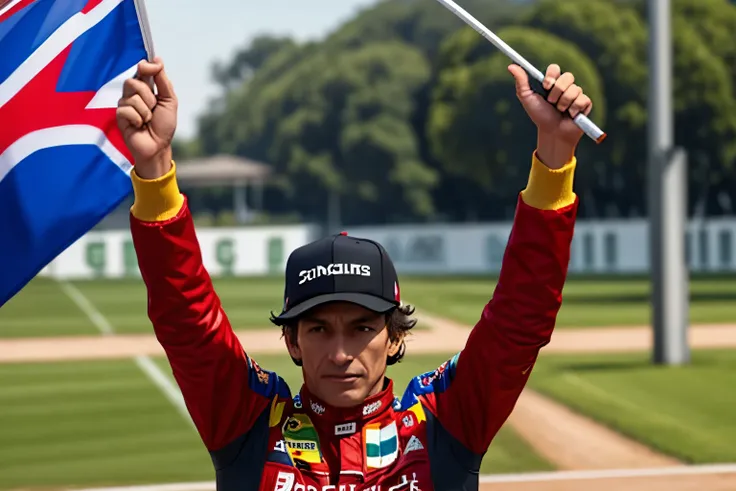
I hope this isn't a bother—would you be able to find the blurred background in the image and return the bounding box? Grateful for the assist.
[1,0,736,489]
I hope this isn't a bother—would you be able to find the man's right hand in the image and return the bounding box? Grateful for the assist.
[117,56,178,179]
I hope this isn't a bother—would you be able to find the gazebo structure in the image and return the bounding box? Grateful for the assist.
[93,154,272,230]
[176,154,272,224]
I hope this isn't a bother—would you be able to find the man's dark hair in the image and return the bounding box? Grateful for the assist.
[269,304,417,367]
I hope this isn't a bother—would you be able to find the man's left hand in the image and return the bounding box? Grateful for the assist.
[508,63,593,169]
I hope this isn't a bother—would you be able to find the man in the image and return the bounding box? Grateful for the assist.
[118,55,592,491]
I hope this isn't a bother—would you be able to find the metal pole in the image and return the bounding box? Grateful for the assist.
[234,182,248,224]
[648,0,689,365]
[327,189,341,235]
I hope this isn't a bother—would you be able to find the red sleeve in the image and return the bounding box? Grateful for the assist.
[130,197,285,451]
[402,195,577,454]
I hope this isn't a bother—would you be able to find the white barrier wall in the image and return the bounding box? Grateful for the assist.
[40,225,317,279]
[39,218,736,279]
[347,218,736,274]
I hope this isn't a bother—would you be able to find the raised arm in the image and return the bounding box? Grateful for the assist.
[130,162,286,452]
[119,59,286,456]
[403,152,577,456]
[401,63,592,457]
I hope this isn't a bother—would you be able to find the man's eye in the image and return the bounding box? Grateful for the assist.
[309,326,325,333]
[357,325,375,332]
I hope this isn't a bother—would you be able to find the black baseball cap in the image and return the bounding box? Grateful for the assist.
[272,232,401,321]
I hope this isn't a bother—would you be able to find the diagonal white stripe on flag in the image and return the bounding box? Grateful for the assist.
[0,0,26,18]
[0,125,132,183]
[0,0,125,110]
[85,64,138,109]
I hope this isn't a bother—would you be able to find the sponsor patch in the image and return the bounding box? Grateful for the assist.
[282,414,322,464]
[404,435,424,454]
[335,422,357,436]
[274,471,295,491]
[364,421,399,469]
[298,263,371,285]
[363,400,382,416]
[311,401,325,415]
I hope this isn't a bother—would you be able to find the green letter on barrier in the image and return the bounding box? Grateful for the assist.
[216,238,236,276]
[86,241,106,277]
[123,240,139,277]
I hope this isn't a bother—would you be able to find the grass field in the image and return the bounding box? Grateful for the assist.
[2,273,734,489]
[3,349,734,489]
[0,360,213,489]
[2,274,736,338]
[0,354,550,489]
[529,349,736,464]
[403,274,736,328]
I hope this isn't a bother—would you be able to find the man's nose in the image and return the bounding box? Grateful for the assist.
[327,336,353,365]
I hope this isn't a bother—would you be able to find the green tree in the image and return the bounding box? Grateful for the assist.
[523,0,647,217]
[194,0,531,224]
[671,0,736,214]
[671,15,736,215]
[192,0,736,223]
[330,0,529,59]
[211,35,296,91]
[525,0,736,217]
[212,40,434,224]
[197,41,312,158]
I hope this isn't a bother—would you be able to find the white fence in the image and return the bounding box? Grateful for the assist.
[39,217,736,279]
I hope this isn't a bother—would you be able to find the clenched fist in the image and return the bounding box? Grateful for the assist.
[117,57,177,179]
[508,63,593,168]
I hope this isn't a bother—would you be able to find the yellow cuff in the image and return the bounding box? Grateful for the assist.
[130,160,185,222]
[520,152,577,210]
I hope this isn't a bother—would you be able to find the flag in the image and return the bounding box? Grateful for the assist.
[0,0,152,306]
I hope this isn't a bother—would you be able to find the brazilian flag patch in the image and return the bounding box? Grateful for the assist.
[282,414,322,464]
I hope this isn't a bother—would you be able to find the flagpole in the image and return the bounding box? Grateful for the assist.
[133,0,156,60]
[0,0,21,17]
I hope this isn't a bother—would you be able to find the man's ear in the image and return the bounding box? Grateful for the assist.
[284,329,302,365]
[387,339,402,358]
[386,339,406,366]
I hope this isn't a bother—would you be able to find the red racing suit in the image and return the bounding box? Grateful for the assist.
[129,153,578,491]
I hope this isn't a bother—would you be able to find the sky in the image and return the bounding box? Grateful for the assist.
[144,0,380,139]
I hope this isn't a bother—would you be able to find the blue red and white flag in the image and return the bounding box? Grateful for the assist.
[0,0,153,305]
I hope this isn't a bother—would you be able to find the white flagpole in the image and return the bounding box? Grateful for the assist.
[133,0,156,60]
[132,0,157,93]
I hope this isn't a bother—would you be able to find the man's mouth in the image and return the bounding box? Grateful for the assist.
[323,374,361,382]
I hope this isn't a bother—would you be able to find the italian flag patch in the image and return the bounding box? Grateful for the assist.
[364,421,399,469]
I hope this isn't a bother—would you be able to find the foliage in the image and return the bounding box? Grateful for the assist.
[186,0,736,224]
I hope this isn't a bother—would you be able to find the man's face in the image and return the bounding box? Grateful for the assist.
[285,302,398,408]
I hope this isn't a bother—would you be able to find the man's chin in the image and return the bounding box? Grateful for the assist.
[323,386,368,408]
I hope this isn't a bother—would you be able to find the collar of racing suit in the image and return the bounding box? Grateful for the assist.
[298,377,397,429]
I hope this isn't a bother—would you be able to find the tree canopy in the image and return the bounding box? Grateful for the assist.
[183,0,736,225]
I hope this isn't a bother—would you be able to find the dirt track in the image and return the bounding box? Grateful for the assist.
[3,323,736,363]
[409,311,736,490]
[3,315,736,491]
